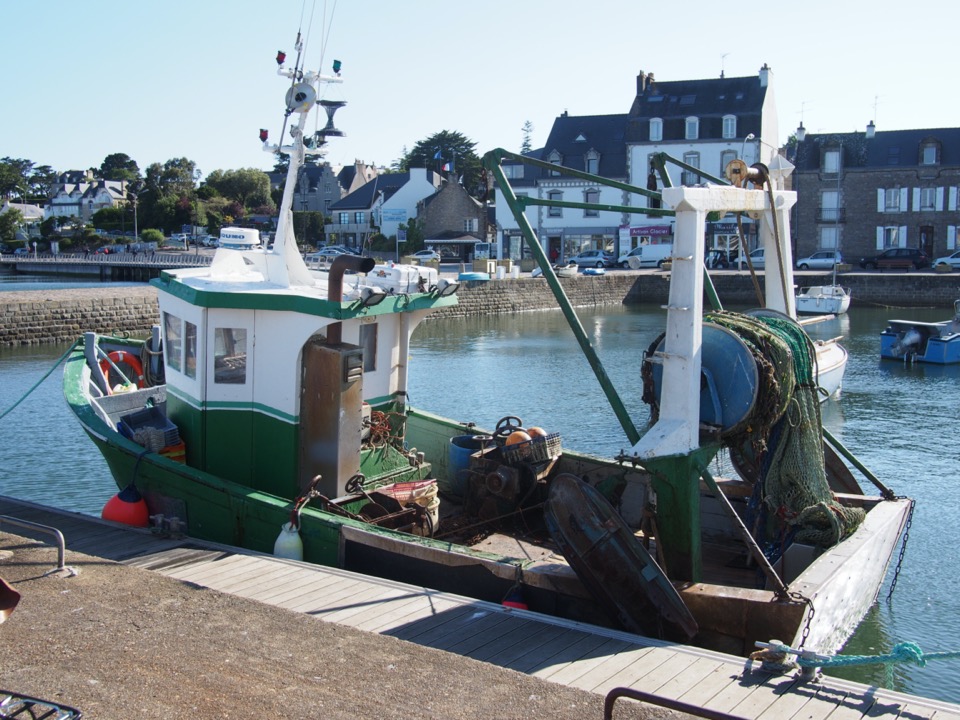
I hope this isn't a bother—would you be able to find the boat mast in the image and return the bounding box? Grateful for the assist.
[261,34,343,287]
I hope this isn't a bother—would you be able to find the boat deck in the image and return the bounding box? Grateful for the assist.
[2,494,957,719]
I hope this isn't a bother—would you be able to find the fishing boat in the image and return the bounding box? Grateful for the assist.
[63,31,911,659]
[880,299,960,364]
[795,284,852,316]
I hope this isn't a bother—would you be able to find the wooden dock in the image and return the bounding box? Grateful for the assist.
[2,494,958,719]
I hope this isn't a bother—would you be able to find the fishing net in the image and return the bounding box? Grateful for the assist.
[705,311,865,548]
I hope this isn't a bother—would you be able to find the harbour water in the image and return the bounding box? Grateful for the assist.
[1,287,958,702]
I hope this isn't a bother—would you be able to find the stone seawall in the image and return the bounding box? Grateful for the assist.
[2,271,958,345]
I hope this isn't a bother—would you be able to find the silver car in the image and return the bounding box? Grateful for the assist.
[933,250,960,270]
[796,250,843,270]
[568,249,613,268]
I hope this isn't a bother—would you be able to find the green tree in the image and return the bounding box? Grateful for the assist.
[399,131,483,199]
[99,153,141,186]
[141,228,164,244]
[29,165,58,200]
[0,207,23,243]
[0,158,33,200]
[521,121,534,153]
[205,168,273,211]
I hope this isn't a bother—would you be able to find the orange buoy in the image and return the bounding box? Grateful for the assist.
[101,484,150,527]
[505,430,532,446]
[527,426,548,438]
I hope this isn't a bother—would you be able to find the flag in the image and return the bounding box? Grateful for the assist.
[433,149,443,160]
[442,162,451,172]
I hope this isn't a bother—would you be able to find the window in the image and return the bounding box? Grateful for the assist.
[462,218,478,232]
[214,328,247,384]
[502,164,524,179]
[585,152,599,175]
[649,118,662,142]
[884,188,902,212]
[720,150,736,176]
[184,321,197,379]
[584,189,599,217]
[338,212,350,225]
[887,147,900,165]
[883,226,902,248]
[353,212,365,224]
[822,150,840,174]
[359,323,377,372]
[548,151,562,176]
[820,190,839,221]
[819,226,839,250]
[685,116,699,140]
[163,312,182,373]
[722,115,737,139]
[921,145,938,165]
[681,152,700,185]
[548,190,562,217]
[920,187,937,211]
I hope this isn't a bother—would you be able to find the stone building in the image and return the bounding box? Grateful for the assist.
[417,174,489,261]
[792,123,960,262]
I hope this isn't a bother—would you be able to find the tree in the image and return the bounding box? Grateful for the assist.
[99,153,141,186]
[0,207,23,243]
[204,168,273,211]
[0,157,33,200]
[399,131,484,199]
[521,121,534,154]
[145,158,198,198]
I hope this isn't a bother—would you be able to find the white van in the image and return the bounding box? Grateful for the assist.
[626,244,673,269]
[473,242,492,260]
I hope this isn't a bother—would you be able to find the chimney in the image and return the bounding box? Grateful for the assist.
[637,70,647,94]
[866,120,876,139]
[759,63,770,87]
[796,122,806,142]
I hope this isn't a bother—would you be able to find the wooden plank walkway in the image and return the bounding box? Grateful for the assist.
[2,494,958,719]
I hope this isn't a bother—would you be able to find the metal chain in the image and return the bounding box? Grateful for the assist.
[788,590,816,650]
[886,498,916,601]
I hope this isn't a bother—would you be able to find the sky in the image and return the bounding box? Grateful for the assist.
[3,1,956,181]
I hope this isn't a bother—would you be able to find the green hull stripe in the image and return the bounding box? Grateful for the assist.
[166,385,298,424]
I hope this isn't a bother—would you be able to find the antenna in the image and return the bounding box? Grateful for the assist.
[873,95,882,124]
[721,53,729,78]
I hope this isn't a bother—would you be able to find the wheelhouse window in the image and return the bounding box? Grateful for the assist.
[649,118,663,142]
[214,328,247,384]
[163,313,197,379]
[359,322,377,372]
[548,190,562,217]
[685,117,699,140]
[722,115,737,139]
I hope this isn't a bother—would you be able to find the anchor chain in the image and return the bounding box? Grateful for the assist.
[790,590,816,650]
[886,497,916,601]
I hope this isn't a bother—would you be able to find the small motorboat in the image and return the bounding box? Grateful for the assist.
[795,285,851,315]
[880,299,960,364]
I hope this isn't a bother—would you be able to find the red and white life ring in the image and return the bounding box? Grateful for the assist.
[100,350,145,394]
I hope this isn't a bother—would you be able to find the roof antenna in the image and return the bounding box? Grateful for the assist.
[721,52,729,78]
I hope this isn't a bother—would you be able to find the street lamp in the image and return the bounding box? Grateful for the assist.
[741,133,755,162]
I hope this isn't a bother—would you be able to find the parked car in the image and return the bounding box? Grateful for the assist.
[746,247,765,269]
[933,249,960,271]
[94,246,115,254]
[306,247,346,261]
[796,250,843,270]
[411,249,441,262]
[568,249,613,268]
[858,248,930,270]
[616,247,644,268]
[13,247,31,256]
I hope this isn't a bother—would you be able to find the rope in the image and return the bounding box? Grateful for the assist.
[0,339,79,422]
[760,640,960,669]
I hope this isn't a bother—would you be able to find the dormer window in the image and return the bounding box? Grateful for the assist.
[547,150,562,176]
[921,143,939,166]
[822,149,841,174]
[722,115,737,139]
[585,150,600,175]
[685,117,699,140]
[649,118,663,142]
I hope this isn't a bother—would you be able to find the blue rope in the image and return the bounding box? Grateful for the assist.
[0,340,79,422]
[769,640,960,669]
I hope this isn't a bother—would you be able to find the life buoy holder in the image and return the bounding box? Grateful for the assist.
[100,351,145,394]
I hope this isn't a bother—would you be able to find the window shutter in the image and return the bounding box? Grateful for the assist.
[876,227,884,249]
[899,188,908,211]
[899,226,908,246]
[949,187,958,211]
[948,226,957,250]
[877,189,884,212]
[912,188,921,212]
[936,187,945,211]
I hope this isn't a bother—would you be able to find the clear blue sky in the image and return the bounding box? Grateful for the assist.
[4,1,955,180]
